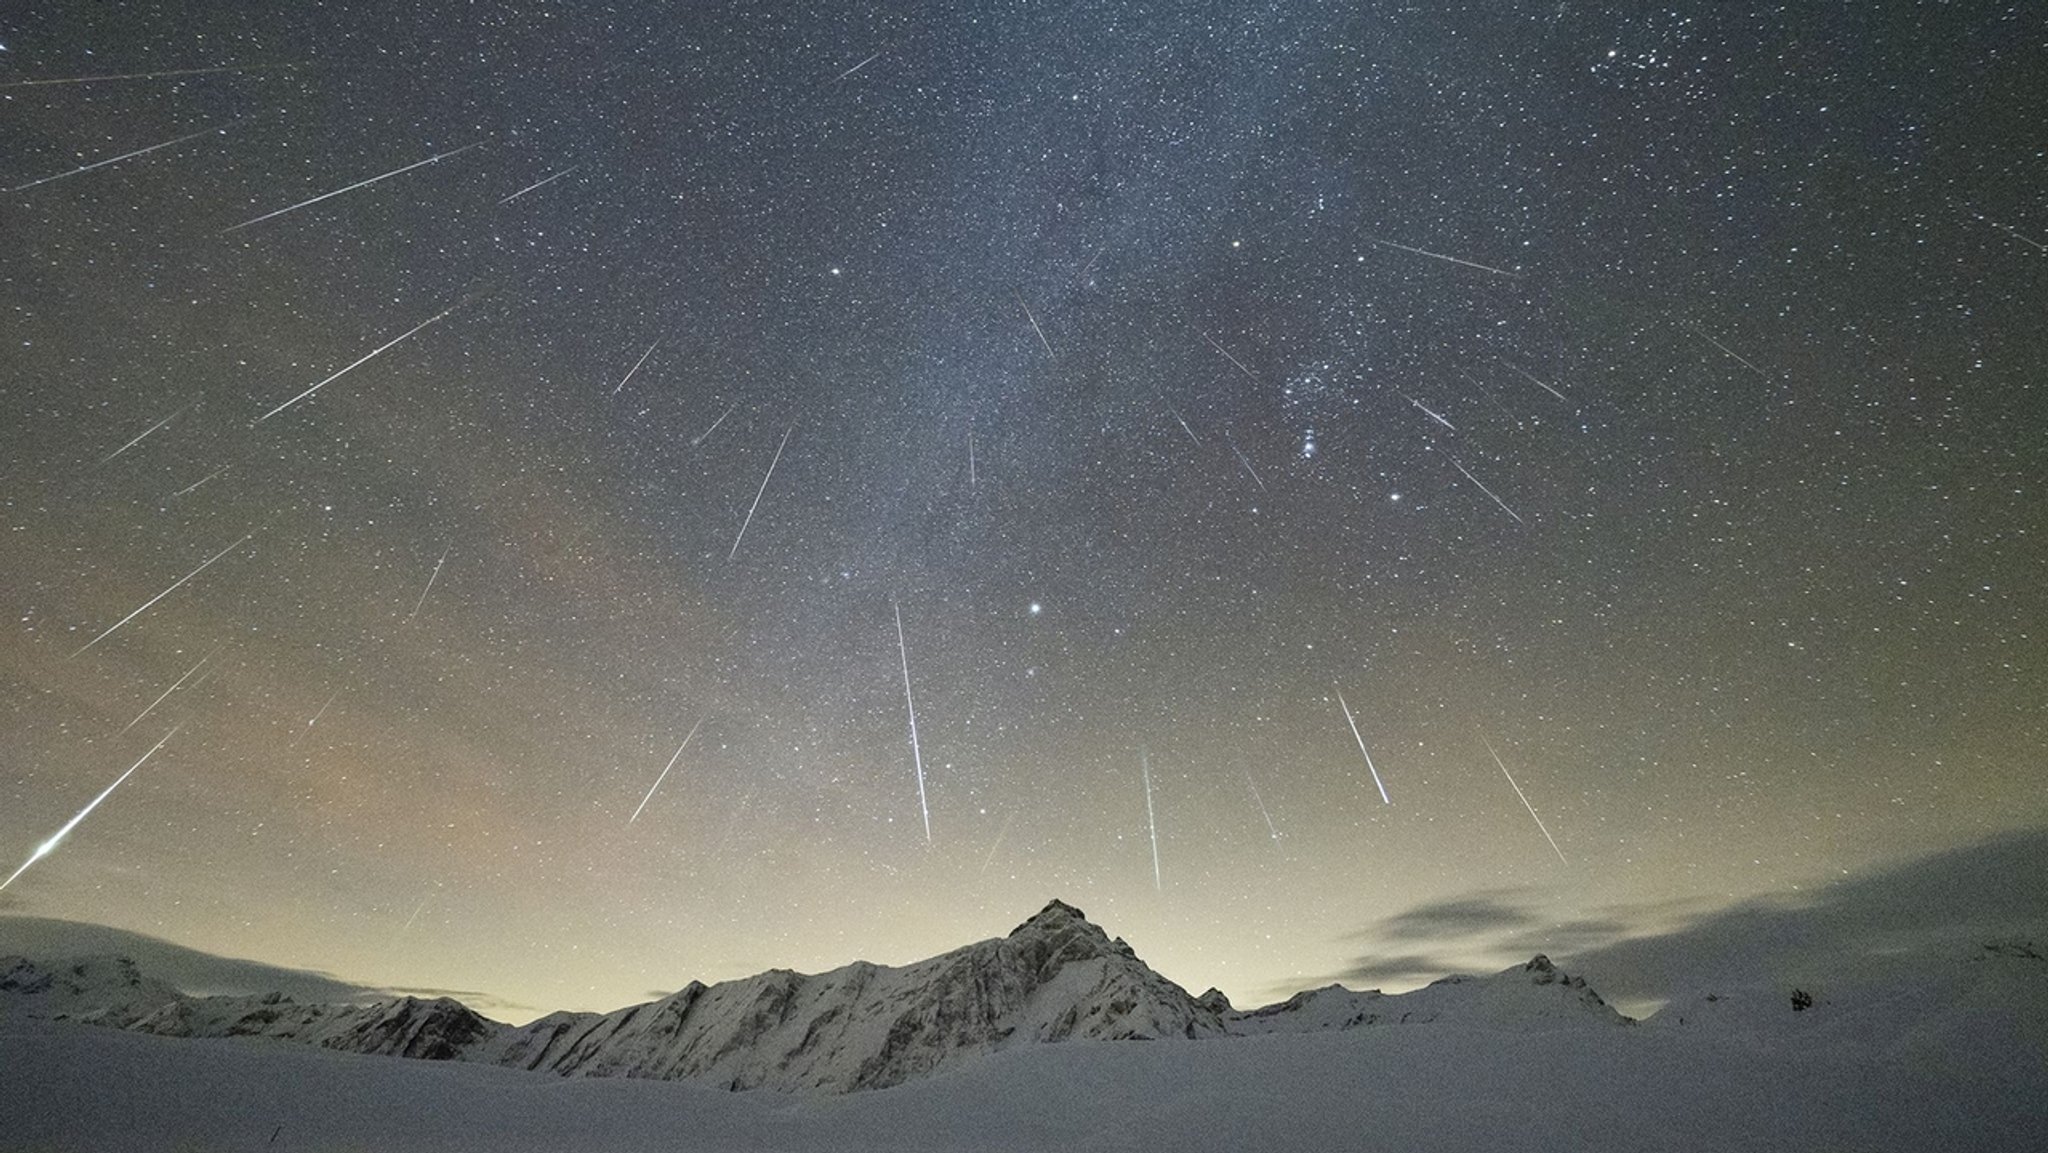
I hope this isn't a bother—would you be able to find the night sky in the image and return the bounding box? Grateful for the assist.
[2,3,2042,1021]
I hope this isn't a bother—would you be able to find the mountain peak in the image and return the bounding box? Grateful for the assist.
[1015,898,1089,930]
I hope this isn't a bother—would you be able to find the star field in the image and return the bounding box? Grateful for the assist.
[1,2,2042,1018]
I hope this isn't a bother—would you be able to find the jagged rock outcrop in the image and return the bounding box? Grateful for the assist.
[126,991,495,1060]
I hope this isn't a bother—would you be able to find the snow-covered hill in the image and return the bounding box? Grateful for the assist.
[0,899,1627,1094]
[3,936,2042,1152]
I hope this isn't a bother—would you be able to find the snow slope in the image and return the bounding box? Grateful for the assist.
[2,937,2041,1152]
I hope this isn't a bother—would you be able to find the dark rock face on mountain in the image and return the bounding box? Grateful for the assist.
[3,900,1630,1094]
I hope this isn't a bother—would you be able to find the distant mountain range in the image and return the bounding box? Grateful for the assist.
[0,898,1625,1093]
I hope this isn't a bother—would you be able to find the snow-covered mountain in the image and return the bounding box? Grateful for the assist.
[0,899,1627,1093]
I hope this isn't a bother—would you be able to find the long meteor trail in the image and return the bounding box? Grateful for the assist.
[1141,749,1162,890]
[629,717,704,824]
[72,533,251,657]
[1368,238,1522,279]
[1481,733,1568,864]
[894,601,931,843]
[223,142,480,233]
[1336,689,1392,805]
[0,63,305,89]
[1,728,177,893]
[728,424,793,560]
[256,303,460,423]
[10,123,231,193]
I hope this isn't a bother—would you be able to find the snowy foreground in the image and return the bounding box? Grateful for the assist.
[2,900,2043,1151]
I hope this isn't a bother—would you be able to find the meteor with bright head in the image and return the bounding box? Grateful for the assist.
[1,728,177,893]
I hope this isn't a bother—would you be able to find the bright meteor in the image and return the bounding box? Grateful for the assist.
[1336,689,1392,805]
[0,728,178,893]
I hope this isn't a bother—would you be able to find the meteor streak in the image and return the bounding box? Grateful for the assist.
[1501,360,1570,403]
[118,643,222,735]
[223,142,480,233]
[1481,733,1567,864]
[1226,434,1268,491]
[405,544,451,623]
[1160,395,1200,444]
[894,601,931,842]
[0,63,305,88]
[72,533,251,657]
[1195,327,1259,382]
[1690,325,1772,378]
[1445,455,1525,525]
[1014,290,1054,358]
[1336,689,1392,805]
[1402,392,1457,431]
[1,728,177,893]
[835,51,882,81]
[291,692,338,748]
[1368,238,1521,279]
[728,424,793,560]
[103,402,192,463]
[497,165,579,205]
[256,302,460,422]
[10,123,231,193]
[629,716,704,824]
[1141,749,1162,890]
[691,402,737,447]
[979,812,1014,875]
[163,464,228,501]
[611,340,660,396]
[1244,770,1279,841]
